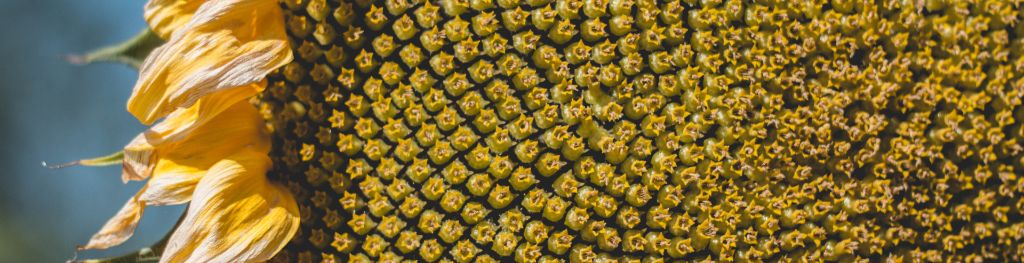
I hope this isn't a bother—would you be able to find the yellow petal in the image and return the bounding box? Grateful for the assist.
[144,83,262,145]
[83,89,268,251]
[123,87,265,182]
[144,0,206,39]
[160,150,299,263]
[139,116,272,206]
[79,187,147,250]
[130,0,291,124]
[123,133,156,182]
[135,160,205,206]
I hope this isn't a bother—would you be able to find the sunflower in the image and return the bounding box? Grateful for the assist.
[69,0,1024,262]
[75,0,299,262]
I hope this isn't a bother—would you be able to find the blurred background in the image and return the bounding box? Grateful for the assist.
[0,1,184,262]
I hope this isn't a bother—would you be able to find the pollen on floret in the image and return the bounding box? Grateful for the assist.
[264,0,1024,261]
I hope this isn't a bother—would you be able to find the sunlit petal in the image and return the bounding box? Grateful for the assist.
[79,188,147,250]
[144,0,206,39]
[160,150,299,263]
[129,0,290,124]
[122,88,265,182]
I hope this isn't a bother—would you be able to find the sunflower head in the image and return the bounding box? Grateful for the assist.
[66,0,1024,262]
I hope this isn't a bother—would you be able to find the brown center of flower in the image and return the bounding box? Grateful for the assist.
[261,0,1024,262]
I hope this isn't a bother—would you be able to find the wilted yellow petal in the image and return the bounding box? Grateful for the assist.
[144,0,206,39]
[82,100,268,251]
[143,82,261,145]
[123,133,156,182]
[79,187,147,250]
[160,150,299,263]
[123,85,264,182]
[138,100,270,205]
[130,0,291,124]
[134,161,204,206]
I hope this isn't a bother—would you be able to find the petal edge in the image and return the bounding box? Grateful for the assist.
[130,0,290,124]
[145,0,205,39]
[79,189,147,250]
[159,150,298,263]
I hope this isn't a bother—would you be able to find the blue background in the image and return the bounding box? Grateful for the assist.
[0,1,185,261]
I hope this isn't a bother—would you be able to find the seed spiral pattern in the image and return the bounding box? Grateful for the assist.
[261,0,1024,262]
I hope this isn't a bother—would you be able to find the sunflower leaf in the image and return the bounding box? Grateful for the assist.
[78,150,126,167]
[67,28,164,69]
[44,150,123,169]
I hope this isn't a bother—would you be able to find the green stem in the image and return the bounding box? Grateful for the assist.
[66,28,164,69]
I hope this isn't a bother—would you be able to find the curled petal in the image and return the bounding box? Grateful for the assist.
[79,188,147,250]
[143,83,261,146]
[160,150,299,263]
[122,89,266,182]
[136,160,205,206]
[86,95,268,249]
[123,133,156,182]
[145,0,206,39]
[130,0,290,124]
[83,100,269,250]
